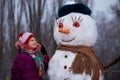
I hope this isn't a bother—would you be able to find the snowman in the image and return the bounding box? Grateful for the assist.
[48,2,104,80]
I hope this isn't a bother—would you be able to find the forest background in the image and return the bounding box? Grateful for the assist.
[0,0,120,80]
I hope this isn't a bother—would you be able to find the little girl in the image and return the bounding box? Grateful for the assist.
[11,32,50,80]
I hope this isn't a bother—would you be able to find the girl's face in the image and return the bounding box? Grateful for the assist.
[28,37,38,49]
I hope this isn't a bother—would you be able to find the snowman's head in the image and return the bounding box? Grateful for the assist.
[54,3,97,47]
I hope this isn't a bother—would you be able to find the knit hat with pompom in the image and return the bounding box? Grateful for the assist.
[18,32,34,44]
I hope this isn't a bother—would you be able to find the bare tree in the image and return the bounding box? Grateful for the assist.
[0,0,6,78]
[93,0,120,80]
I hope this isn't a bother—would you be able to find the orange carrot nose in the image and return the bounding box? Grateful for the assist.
[58,28,70,34]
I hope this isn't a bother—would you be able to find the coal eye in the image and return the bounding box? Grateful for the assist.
[73,21,80,28]
[58,22,63,28]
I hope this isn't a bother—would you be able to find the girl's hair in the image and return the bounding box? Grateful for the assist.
[40,43,47,55]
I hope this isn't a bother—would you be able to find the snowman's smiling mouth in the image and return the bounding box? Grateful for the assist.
[62,38,75,42]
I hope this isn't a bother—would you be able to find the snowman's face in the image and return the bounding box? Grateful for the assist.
[54,13,97,46]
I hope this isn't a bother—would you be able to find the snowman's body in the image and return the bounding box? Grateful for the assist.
[48,50,99,80]
[48,10,104,80]
[48,50,77,80]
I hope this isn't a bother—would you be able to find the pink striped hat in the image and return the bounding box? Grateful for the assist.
[18,32,34,44]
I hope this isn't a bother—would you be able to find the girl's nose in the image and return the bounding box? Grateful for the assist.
[58,28,70,34]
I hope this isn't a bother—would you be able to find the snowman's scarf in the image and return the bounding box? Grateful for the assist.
[57,45,104,80]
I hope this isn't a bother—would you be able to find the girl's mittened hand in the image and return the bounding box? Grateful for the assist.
[43,55,50,63]
[43,55,50,73]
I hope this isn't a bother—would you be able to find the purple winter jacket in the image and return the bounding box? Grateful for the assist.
[11,52,44,80]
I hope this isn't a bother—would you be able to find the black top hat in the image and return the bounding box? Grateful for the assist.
[58,3,92,18]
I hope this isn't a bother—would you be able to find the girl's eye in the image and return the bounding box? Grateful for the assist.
[58,22,63,28]
[73,21,80,28]
[31,39,35,42]
[31,39,34,41]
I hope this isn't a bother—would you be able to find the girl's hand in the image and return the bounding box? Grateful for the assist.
[43,55,50,72]
[43,55,50,63]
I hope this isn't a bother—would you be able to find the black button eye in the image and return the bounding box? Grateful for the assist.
[64,65,67,69]
[65,55,67,58]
